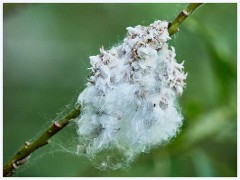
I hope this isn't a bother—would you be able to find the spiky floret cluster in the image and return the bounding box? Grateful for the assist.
[76,20,187,169]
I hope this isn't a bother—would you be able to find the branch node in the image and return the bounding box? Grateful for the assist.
[182,10,190,16]
[54,121,61,129]
[168,3,203,36]
[16,155,31,166]
[12,162,18,169]
[25,141,31,146]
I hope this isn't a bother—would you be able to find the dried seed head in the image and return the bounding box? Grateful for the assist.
[76,20,187,170]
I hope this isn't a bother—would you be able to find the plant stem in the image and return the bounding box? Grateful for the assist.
[3,3,204,177]
[168,3,203,36]
[3,107,81,177]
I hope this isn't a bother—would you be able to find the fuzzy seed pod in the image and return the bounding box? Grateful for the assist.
[76,20,187,170]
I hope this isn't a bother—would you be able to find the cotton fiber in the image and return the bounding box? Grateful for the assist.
[76,20,187,169]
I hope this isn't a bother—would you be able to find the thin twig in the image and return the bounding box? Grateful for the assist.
[3,3,204,177]
[168,3,203,36]
[3,107,81,177]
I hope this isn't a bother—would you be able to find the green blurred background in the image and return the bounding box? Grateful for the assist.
[3,3,237,177]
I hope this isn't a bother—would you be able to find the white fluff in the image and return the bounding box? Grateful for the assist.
[76,20,187,169]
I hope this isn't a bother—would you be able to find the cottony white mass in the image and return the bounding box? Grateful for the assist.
[76,20,187,169]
